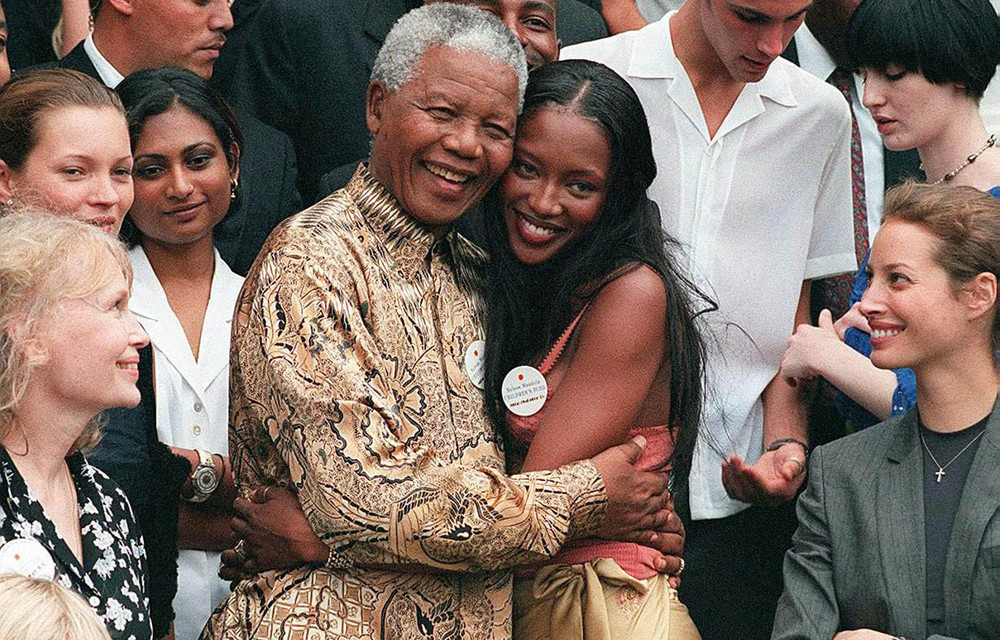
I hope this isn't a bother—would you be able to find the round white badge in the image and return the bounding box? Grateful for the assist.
[502,365,548,417]
[464,340,486,389]
[0,538,56,581]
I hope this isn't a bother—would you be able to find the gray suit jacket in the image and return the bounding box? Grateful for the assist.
[773,399,1000,640]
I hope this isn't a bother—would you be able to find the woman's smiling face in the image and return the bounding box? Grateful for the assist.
[501,105,611,266]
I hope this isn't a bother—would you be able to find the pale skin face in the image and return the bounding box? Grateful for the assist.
[860,220,992,373]
[0,106,134,233]
[861,66,970,153]
[502,106,611,265]
[130,103,237,250]
[699,0,811,83]
[30,269,149,417]
[366,46,519,232]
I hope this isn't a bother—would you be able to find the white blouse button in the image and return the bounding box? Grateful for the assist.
[194,401,204,413]
[193,424,203,436]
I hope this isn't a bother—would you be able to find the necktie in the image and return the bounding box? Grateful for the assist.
[812,67,869,320]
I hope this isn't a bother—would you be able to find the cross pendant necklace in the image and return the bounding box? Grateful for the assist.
[920,429,986,483]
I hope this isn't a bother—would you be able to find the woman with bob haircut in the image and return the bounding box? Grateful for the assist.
[0,211,151,640]
[478,59,708,640]
[772,182,1000,640]
[0,573,111,640]
[0,69,133,232]
[108,66,244,640]
[778,0,1000,427]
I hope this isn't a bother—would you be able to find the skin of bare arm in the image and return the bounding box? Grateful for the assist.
[722,280,811,506]
[516,266,684,573]
[780,308,897,420]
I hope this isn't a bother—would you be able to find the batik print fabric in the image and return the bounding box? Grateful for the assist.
[204,165,607,640]
[0,448,151,640]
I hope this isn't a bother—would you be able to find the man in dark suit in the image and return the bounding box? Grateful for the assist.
[213,0,607,203]
[51,0,301,277]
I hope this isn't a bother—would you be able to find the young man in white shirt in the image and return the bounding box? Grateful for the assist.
[563,1,854,638]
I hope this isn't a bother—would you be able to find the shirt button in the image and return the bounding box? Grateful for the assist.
[193,425,203,436]
[194,402,204,413]
[89,596,100,607]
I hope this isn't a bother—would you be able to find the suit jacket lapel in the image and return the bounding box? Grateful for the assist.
[877,411,927,637]
[943,397,1000,638]
[58,42,101,81]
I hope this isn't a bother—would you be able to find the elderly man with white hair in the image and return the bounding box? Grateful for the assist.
[203,5,681,640]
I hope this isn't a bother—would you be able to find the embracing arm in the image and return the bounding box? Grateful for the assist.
[520,266,667,472]
[229,248,676,572]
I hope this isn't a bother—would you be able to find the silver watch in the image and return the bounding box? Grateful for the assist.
[188,448,220,503]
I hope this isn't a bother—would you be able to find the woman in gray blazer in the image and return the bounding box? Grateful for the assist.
[772,182,1000,640]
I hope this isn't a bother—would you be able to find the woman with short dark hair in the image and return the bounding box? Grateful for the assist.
[778,0,1000,426]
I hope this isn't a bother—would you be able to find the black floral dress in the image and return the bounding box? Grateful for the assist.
[0,447,152,640]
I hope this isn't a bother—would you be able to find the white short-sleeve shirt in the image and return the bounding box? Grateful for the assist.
[129,246,244,640]
[564,13,855,519]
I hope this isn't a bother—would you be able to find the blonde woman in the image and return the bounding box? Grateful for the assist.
[0,573,111,640]
[0,211,151,640]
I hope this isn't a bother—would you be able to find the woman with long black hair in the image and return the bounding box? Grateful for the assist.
[480,59,709,640]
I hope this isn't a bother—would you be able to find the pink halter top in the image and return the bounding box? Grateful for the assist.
[507,304,676,580]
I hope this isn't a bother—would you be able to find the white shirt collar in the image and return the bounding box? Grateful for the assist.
[83,32,125,89]
[626,12,797,107]
[793,25,837,83]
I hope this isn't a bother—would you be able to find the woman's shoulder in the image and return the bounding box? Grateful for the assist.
[587,263,666,312]
[576,264,667,348]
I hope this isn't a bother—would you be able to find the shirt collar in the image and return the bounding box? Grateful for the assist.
[83,33,124,89]
[627,11,797,108]
[793,25,836,82]
[346,163,440,278]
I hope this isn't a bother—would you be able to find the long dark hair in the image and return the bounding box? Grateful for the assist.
[480,60,712,491]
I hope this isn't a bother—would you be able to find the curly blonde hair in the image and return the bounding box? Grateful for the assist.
[0,209,132,452]
[0,573,111,640]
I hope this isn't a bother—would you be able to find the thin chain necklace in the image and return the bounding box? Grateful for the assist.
[919,429,986,483]
[931,134,997,184]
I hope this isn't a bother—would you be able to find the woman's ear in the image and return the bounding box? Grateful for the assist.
[965,271,998,322]
[6,315,47,364]
[229,141,241,183]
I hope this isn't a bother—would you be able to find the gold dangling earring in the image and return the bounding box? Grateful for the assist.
[230,177,239,201]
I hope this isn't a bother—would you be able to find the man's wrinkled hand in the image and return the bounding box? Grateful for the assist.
[592,436,674,549]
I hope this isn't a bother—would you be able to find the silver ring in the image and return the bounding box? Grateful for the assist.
[262,486,272,501]
[675,557,685,577]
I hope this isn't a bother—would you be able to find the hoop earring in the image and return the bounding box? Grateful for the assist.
[230,177,239,201]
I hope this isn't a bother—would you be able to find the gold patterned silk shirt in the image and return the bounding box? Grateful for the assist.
[204,165,607,640]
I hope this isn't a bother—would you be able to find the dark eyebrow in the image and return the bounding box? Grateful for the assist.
[134,141,216,162]
[728,0,811,21]
[521,1,556,18]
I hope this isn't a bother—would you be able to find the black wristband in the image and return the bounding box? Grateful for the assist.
[765,437,809,457]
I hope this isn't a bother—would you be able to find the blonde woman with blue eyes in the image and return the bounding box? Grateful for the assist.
[777,0,1000,428]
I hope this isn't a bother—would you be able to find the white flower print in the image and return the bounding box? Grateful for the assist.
[105,597,134,631]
